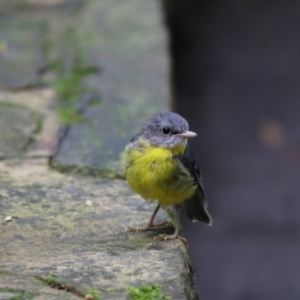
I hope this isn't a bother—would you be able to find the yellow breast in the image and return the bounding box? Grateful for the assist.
[123,139,196,206]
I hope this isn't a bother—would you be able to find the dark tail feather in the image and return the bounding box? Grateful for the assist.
[184,190,212,225]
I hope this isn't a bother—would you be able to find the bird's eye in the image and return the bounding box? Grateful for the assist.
[162,127,171,135]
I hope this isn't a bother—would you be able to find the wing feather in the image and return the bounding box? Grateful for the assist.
[177,145,212,225]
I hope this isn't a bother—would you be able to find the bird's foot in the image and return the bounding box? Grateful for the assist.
[157,233,188,248]
[128,221,169,232]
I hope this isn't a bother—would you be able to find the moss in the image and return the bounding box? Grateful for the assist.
[49,59,99,125]
[9,291,34,300]
[43,275,61,286]
[39,12,100,125]
[84,289,100,300]
[128,284,170,300]
[41,275,84,297]
[49,161,123,179]
[43,276,101,299]
[0,289,34,300]
[53,65,98,101]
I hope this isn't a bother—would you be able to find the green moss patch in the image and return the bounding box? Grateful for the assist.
[128,284,170,300]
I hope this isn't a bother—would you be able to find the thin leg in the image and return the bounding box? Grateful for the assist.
[128,204,169,232]
[158,205,188,247]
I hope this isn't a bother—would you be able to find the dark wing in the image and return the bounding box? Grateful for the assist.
[177,145,212,225]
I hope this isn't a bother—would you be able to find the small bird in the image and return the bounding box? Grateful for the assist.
[123,112,212,245]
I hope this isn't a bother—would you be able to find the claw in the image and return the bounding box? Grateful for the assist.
[128,221,169,233]
[158,233,188,248]
[127,204,188,248]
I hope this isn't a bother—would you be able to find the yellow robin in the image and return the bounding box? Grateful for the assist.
[123,112,212,245]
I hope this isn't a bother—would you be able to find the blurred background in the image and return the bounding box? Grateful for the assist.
[1,0,300,299]
[163,0,300,299]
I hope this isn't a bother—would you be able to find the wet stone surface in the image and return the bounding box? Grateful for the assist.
[1,0,169,176]
[0,0,82,89]
[0,272,80,300]
[0,89,61,158]
[0,102,40,159]
[0,159,196,299]
[52,0,169,177]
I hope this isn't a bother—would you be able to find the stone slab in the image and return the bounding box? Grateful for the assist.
[0,102,39,159]
[0,0,83,89]
[0,272,80,300]
[0,89,61,158]
[0,158,197,299]
[52,0,170,177]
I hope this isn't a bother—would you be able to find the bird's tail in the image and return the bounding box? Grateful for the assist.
[184,189,212,225]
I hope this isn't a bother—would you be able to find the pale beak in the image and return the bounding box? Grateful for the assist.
[177,130,197,138]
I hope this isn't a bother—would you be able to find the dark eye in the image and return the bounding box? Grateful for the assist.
[162,127,171,135]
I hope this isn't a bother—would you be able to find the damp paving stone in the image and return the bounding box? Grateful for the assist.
[0,89,62,158]
[0,3,42,89]
[0,102,40,159]
[0,0,84,89]
[0,272,81,300]
[52,0,169,177]
[0,160,197,299]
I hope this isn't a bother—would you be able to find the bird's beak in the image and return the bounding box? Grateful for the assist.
[177,130,197,138]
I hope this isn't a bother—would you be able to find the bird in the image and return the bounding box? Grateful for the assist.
[122,112,212,245]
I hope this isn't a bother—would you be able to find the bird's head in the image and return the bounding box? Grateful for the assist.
[141,112,197,148]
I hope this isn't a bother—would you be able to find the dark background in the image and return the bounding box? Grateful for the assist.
[162,0,300,299]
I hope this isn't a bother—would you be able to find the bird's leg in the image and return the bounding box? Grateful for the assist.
[158,205,188,247]
[128,204,169,232]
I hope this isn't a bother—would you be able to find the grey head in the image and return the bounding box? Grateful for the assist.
[141,112,197,148]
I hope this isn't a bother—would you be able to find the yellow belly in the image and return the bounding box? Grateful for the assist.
[123,142,196,206]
